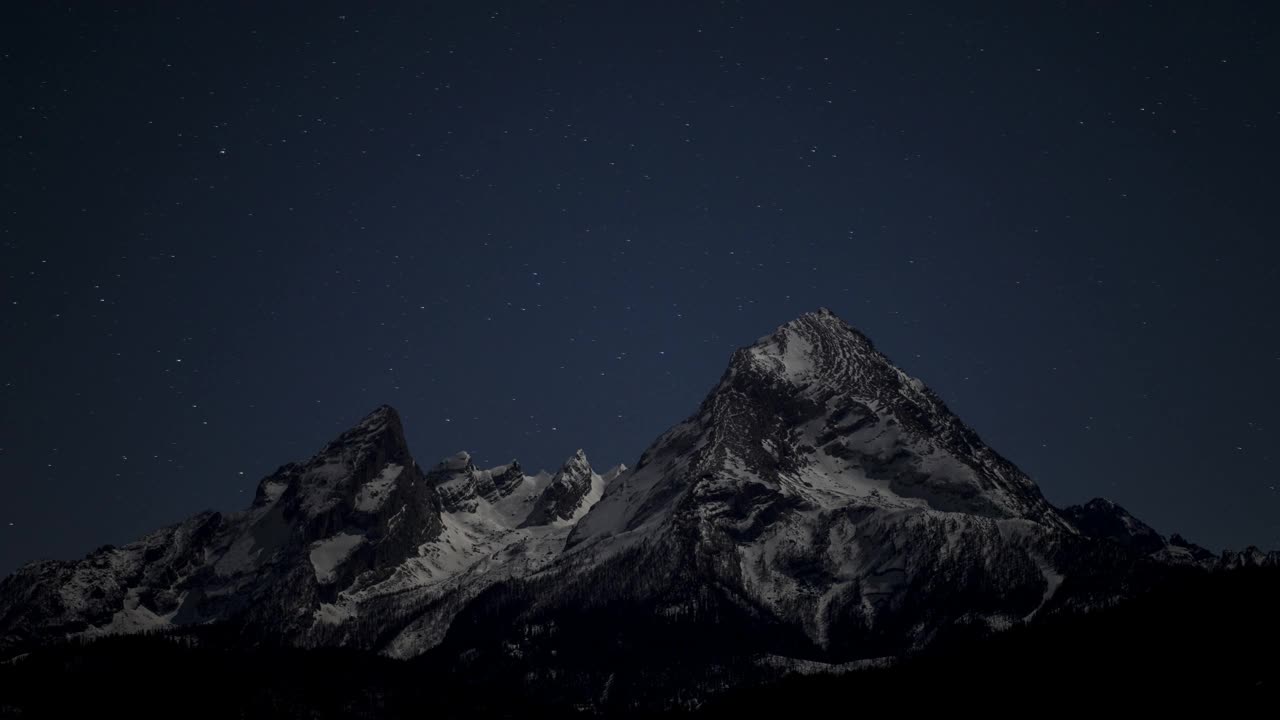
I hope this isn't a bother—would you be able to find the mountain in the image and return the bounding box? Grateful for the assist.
[1061,497,1223,564]
[427,309,1115,702]
[1,309,1270,712]
[521,449,605,527]
[0,407,617,657]
[556,309,1084,647]
[0,406,435,650]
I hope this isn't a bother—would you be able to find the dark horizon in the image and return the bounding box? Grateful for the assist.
[4,2,1279,576]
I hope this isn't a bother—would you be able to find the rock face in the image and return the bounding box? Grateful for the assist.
[0,309,1263,706]
[1220,546,1280,568]
[521,450,603,527]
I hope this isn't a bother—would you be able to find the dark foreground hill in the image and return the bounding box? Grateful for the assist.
[2,564,1277,717]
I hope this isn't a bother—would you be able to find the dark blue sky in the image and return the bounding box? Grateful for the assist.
[3,1,1278,574]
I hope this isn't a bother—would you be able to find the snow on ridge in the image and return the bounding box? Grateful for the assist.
[748,326,816,382]
[442,451,472,471]
[601,464,628,483]
[779,331,816,379]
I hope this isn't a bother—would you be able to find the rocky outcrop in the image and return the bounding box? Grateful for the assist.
[521,450,600,527]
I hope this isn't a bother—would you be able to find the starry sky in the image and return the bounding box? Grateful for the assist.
[3,1,1279,575]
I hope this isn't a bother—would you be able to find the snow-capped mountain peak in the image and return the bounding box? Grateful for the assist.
[521,449,605,527]
[571,309,1068,553]
[742,307,879,387]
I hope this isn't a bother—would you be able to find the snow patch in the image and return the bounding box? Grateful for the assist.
[258,480,287,504]
[314,601,358,625]
[309,532,365,584]
[1023,555,1065,621]
[749,328,816,382]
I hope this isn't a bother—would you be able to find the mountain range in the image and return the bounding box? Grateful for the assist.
[2,309,1276,712]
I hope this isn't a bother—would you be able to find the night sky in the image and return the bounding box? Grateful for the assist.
[3,2,1279,575]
